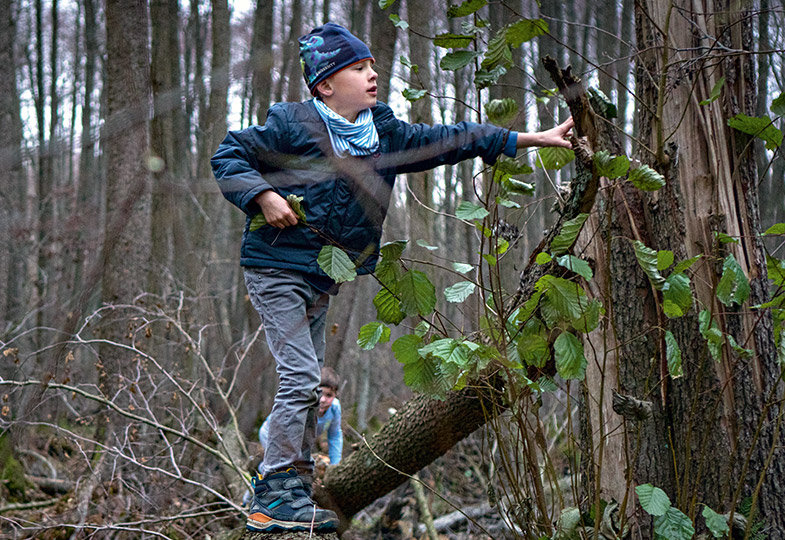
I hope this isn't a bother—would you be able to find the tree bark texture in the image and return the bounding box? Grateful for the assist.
[0,0,25,326]
[578,0,785,536]
[99,0,153,409]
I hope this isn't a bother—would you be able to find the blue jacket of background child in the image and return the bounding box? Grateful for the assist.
[211,100,516,277]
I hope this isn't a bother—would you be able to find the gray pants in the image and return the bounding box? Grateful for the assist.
[244,267,329,477]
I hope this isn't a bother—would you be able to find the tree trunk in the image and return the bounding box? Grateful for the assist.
[579,0,785,536]
[250,0,274,124]
[369,0,397,105]
[100,0,152,399]
[405,0,434,262]
[0,0,25,327]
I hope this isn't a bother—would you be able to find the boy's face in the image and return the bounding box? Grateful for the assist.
[316,59,378,121]
[318,386,337,417]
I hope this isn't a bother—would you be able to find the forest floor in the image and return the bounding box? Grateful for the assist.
[1,430,520,539]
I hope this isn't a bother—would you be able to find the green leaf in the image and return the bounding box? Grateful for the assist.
[673,254,701,274]
[317,246,357,283]
[699,76,725,106]
[433,32,474,48]
[629,165,666,191]
[403,88,427,101]
[446,0,486,17]
[482,253,497,266]
[517,318,550,368]
[497,197,521,208]
[664,330,683,378]
[378,0,396,8]
[573,298,603,333]
[399,270,437,317]
[399,55,415,70]
[480,31,512,70]
[767,254,785,287]
[474,65,507,90]
[654,507,695,540]
[772,93,785,116]
[539,275,589,326]
[537,147,575,170]
[505,18,548,47]
[554,332,586,380]
[373,286,406,325]
[726,334,753,358]
[456,201,489,220]
[249,213,268,232]
[636,484,671,516]
[502,177,535,196]
[357,322,391,350]
[419,338,472,367]
[444,280,476,303]
[452,262,474,274]
[657,250,674,271]
[375,258,402,289]
[286,194,307,222]
[714,231,739,244]
[593,150,631,178]
[535,252,552,265]
[550,213,589,256]
[763,223,785,236]
[485,98,519,126]
[699,309,724,362]
[380,240,408,261]
[440,50,480,71]
[414,320,431,337]
[728,113,783,150]
[633,240,666,289]
[716,254,750,306]
[392,334,423,364]
[662,273,692,318]
[389,13,409,29]
[556,254,593,280]
[416,239,439,251]
[702,505,730,538]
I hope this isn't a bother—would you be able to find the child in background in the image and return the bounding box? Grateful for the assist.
[258,367,343,467]
[212,21,572,533]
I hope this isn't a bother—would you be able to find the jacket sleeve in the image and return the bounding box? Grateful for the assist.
[387,118,510,174]
[327,401,343,465]
[210,105,289,216]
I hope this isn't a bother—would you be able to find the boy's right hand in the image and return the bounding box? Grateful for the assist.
[255,190,299,228]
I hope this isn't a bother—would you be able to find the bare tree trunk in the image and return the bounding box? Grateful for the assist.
[250,0,274,124]
[369,0,397,105]
[0,0,25,327]
[100,0,152,414]
[405,0,434,262]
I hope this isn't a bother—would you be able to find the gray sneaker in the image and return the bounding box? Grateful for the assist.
[246,468,338,533]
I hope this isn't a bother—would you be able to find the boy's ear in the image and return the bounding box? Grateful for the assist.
[315,79,333,98]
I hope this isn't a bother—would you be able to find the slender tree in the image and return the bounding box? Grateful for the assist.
[0,0,25,327]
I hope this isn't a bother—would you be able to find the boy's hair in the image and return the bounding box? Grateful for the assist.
[320,367,340,392]
[298,22,373,96]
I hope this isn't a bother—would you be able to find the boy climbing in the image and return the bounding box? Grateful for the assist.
[211,22,572,534]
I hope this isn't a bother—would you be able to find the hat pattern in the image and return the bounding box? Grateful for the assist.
[299,36,342,87]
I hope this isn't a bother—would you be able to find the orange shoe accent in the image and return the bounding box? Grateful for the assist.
[248,513,273,523]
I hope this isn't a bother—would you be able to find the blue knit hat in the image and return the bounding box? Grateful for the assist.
[299,23,374,95]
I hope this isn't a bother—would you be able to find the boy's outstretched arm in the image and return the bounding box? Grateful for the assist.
[516,117,574,149]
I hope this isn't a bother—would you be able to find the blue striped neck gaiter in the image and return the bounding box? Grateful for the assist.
[313,98,379,157]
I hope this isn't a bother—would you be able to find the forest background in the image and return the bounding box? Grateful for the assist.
[1,0,785,538]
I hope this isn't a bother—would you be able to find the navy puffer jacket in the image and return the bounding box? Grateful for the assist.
[211,100,510,276]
